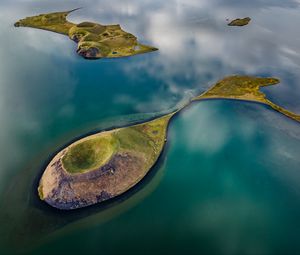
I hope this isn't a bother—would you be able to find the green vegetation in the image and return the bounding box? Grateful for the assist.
[14,9,76,35]
[193,75,300,123]
[62,134,118,174]
[14,9,158,59]
[194,75,280,101]
[115,114,171,156]
[60,114,172,176]
[228,17,251,26]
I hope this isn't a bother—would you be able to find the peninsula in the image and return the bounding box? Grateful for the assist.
[14,9,158,59]
[194,75,300,122]
[38,75,300,210]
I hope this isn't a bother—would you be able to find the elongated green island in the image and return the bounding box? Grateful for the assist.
[38,75,300,210]
[14,9,158,59]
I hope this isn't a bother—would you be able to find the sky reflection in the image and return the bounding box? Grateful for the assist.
[1,1,300,254]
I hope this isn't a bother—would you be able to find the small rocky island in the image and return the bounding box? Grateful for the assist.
[14,9,158,59]
[38,114,173,209]
[228,17,251,26]
[38,76,300,210]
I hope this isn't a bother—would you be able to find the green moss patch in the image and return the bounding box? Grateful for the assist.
[62,135,118,174]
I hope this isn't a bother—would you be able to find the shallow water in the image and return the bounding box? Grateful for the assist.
[1,0,300,254]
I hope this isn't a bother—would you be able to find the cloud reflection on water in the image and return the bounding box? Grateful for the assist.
[0,12,77,184]
[1,1,300,253]
[61,0,300,116]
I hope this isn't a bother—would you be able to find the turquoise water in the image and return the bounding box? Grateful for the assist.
[1,0,300,254]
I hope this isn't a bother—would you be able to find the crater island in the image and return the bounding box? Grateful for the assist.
[38,75,300,210]
[14,9,158,59]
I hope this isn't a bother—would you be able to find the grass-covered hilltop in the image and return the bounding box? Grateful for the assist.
[14,9,158,59]
[38,75,300,210]
[38,114,173,209]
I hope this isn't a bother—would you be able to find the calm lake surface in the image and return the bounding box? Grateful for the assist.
[1,0,300,254]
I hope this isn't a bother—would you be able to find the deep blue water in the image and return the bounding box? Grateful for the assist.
[1,0,300,254]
